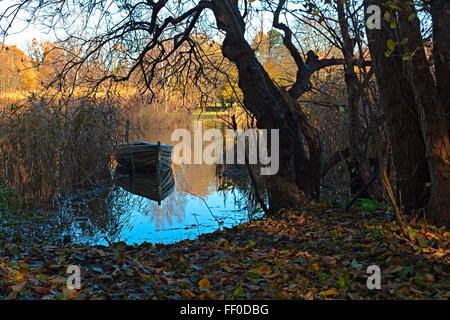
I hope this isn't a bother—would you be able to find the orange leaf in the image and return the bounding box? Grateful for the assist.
[184,289,196,298]
[198,278,210,290]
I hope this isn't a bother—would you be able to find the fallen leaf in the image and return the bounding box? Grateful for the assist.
[33,286,51,295]
[250,265,272,275]
[319,289,339,297]
[198,278,210,290]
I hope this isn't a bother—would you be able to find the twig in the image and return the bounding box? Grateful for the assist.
[367,89,410,239]
[185,190,223,227]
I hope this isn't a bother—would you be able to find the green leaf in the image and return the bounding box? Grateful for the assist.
[338,276,347,288]
[387,1,400,9]
[387,39,396,51]
[319,273,329,281]
[399,266,413,279]
[390,21,397,29]
[233,285,243,297]
[407,226,419,235]
[339,274,351,288]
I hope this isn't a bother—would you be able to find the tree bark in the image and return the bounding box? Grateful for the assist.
[211,0,320,213]
[397,0,450,227]
[364,0,430,213]
[336,0,368,197]
[430,0,450,135]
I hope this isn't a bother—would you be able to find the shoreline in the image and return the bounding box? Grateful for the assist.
[1,204,448,300]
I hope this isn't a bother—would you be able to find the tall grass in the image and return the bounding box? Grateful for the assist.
[0,96,126,208]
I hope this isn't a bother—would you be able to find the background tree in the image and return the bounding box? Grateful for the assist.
[0,44,37,92]
[364,0,449,227]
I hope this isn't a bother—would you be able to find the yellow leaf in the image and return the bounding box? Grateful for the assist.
[319,289,339,297]
[250,265,272,275]
[312,263,320,271]
[198,278,210,290]
[217,238,229,248]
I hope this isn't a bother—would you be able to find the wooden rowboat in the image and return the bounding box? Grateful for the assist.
[116,140,173,173]
[115,167,175,204]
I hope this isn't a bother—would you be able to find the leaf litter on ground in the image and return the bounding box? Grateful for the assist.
[0,202,449,300]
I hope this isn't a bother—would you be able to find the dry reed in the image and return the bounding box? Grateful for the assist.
[0,95,127,208]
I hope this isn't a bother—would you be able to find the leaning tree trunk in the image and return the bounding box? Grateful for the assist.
[397,0,450,227]
[211,0,320,213]
[364,0,430,213]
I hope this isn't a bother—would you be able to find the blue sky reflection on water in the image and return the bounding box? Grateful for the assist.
[64,114,259,246]
[80,162,253,246]
[117,186,249,245]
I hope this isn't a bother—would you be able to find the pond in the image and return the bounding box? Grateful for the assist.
[3,111,264,246]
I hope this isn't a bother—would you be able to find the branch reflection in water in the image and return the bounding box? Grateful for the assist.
[17,111,267,245]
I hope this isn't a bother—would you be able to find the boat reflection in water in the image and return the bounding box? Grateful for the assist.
[115,164,175,205]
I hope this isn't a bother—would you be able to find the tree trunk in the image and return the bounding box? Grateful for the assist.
[364,0,430,213]
[211,0,320,213]
[397,0,450,227]
[336,0,368,197]
[430,0,450,135]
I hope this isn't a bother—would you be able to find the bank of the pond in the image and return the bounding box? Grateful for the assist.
[1,203,449,300]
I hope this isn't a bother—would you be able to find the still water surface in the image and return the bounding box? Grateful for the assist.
[52,112,258,245]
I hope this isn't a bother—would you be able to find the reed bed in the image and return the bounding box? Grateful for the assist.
[0,95,127,208]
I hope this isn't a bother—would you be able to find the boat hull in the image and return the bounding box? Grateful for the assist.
[116,141,173,173]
